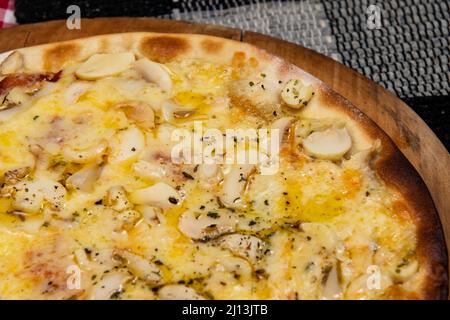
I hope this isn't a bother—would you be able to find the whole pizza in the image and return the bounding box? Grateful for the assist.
[0,33,447,299]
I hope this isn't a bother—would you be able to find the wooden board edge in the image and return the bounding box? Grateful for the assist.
[0,17,243,51]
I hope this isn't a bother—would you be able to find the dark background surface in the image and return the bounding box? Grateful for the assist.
[13,0,449,150]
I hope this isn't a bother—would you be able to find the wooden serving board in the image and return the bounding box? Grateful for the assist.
[1,17,449,291]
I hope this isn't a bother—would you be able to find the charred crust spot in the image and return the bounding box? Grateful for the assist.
[201,39,224,54]
[43,43,81,72]
[139,36,191,63]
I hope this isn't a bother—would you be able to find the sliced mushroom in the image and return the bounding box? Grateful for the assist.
[16,214,45,233]
[74,248,91,269]
[0,86,31,111]
[75,52,135,80]
[302,127,352,160]
[113,250,162,284]
[156,123,177,143]
[216,234,265,264]
[90,271,131,300]
[0,51,23,75]
[217,255,253,279]
[116,209,142,231]
[62,141,107,164]
[64,81,92,105]
[219,164,255,209]
[158,285,205,300]
[342,149,372,170]
[281,79,314,108]
[133,160,166,179]
[178,211,236,241]
[391,259,418,283]
[110,126,145,163]
[66,162,102,192]
[343,140,380,170]
[322,265,342,300]
[129,182,181,209]
[114,101,155,129]
[271,117,294,145]
[198,163,221,182]
[295,118,333,139]
[12,178,66,214]
[104,186,130,211]
[29,144,50,172]
[162,101,196,122]
[134,58,172,93]
[0,101,30,121]
[2,166,31,185]
[345,275,369,299]
[137,205,164,226]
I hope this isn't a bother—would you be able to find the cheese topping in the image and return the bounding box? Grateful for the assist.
[0,51,422,299]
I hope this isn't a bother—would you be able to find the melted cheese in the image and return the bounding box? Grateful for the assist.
[0,56,423,300]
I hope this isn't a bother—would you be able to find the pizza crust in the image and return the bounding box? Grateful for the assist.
[0,32,447,299]
[316,85,448,299]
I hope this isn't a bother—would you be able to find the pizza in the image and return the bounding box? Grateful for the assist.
[0,32,447,300]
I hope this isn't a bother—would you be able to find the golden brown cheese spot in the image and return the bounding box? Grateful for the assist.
[231,51,246,68]
[349,245,374,275]
[201,39,224,54]
[341,168,363,198]
[139,36,191,63]
[20,235,81,299]
[230,52,259,79]
[249,57,259,68]
[43,43,81,72]
[279,147,308,169]
[391,200,412,221]
[381,285,421,300]
[229,94,271,123]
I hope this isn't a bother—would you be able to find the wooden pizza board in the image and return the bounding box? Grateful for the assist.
[0,17,449,294]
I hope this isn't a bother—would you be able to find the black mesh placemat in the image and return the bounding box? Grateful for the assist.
[12,0,450,150]
[322,0,449,98]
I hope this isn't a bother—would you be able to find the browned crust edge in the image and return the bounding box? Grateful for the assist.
[317,84,448,299]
